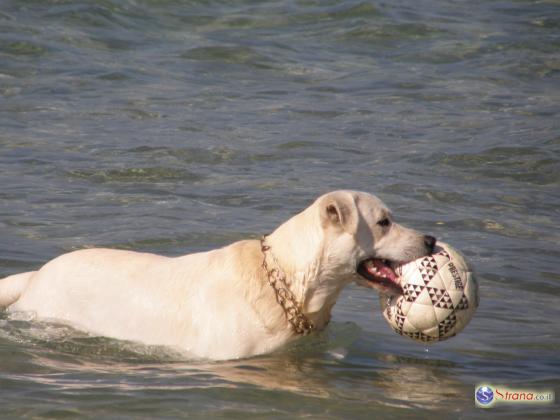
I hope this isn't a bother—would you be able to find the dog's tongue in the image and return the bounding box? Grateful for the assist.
[367,259,399,283]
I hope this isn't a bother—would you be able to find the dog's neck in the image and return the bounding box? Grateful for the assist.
[260,235,314,335]
[264,207,347,331]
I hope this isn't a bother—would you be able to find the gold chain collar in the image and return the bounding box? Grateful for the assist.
[260,235,315,336]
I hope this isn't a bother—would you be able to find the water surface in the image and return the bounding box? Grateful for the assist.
[1,0,559,418]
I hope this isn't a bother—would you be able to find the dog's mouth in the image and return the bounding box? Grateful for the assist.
[357,258,403,296]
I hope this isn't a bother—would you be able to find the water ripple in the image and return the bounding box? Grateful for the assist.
[1,0,559,417]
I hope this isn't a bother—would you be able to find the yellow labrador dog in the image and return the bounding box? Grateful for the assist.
[0,190,435,360]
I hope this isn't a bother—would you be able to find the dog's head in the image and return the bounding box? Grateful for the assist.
[266,190,435,321]
[315,190,435,296]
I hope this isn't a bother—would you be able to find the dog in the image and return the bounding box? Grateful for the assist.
[0,190,435,360]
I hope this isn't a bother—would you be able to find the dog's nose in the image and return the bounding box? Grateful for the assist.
[424,235,437,252]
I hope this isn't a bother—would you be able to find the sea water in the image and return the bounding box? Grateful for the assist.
[0,0,559,418]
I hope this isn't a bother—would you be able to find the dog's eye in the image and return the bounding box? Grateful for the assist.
[377,218,391,227]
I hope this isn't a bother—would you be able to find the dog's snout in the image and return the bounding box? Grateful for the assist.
[424,235,437,253]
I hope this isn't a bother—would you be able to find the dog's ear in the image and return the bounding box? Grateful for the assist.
[320,191,359,234]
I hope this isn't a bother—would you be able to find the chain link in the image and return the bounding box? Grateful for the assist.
[260,235,314,336]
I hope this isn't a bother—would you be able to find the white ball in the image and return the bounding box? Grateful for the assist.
[380,242,479,343]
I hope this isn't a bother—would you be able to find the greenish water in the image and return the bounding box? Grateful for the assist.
[1,0,559,418]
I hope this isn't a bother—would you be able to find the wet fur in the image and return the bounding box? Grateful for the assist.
[0,190,432,360]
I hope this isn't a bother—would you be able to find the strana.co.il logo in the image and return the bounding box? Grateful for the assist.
[475,385,494,406]
[475,383,555,408]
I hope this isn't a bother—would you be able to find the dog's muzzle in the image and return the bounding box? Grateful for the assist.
[357,259,403,295]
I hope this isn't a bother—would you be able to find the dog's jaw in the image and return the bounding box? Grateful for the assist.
[356,258,403,296]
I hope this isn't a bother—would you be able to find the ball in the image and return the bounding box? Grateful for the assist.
[380,242,478,343]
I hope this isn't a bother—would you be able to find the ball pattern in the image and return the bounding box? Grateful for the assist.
[380,242,478,343]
